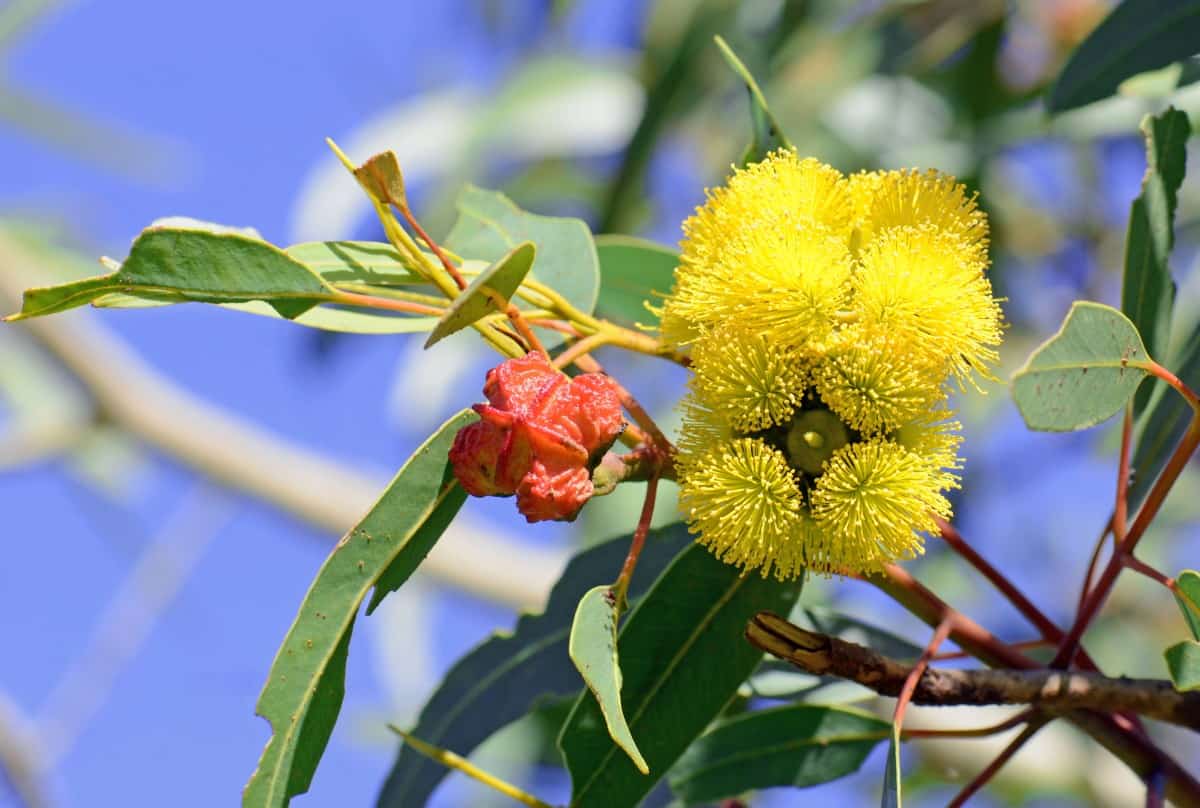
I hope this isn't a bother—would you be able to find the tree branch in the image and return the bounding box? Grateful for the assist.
[747,612,1200,731]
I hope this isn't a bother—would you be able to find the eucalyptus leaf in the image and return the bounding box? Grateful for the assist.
[1123,108,1190,415]
[244,410,474,808]
[1131,323,1200,511]
[1165,640,1200,691]
[1011,301,1151,432]
[425,241,536,348]
[1048,0,1200,112]
[445,185,599,348]
[667,704,889,805]
[714,35,793,165]
[1175,570,1200,640]
[375,525,691,808]
[558,545,803,808]
[6,225,334,321]
[881,728,902,808]
[569,585,648,774]
[594,235,677,328]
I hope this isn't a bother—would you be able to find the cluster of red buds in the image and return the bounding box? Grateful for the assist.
[449,352,625,522]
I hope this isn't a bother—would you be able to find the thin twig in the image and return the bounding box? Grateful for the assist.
[894,619,952,729]
[946,721,1048,808]
[1115,407,1133,543]
[612,474,659,611]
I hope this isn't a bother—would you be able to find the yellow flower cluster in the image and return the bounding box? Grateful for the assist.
[667,151,1002,578]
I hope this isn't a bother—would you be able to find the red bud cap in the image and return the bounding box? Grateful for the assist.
[449,352,624,521]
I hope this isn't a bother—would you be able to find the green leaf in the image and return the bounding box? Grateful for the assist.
[569,586,649,774]
[881,728,902,808]
[558,545,803,808]
[1048,0,1200,112]
[425,241,536,348]
[1124,108,1190,415]
[1175,570,1200,640]
[91,240,445,334]
[713,35,793,165]
[1131,322,1200,511]
[6,224,334,321]
[376,526,691,808]
[445,185,600,348]
[594,235,677,328]
[244,410,474,808]
[667,704,889,804]
[284,241,426,287]
[1165,640,1200,691]
[1011,301,1151,432]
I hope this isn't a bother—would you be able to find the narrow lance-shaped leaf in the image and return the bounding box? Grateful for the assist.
[558,545,803,808]
[1131,323,1200,511]
[445,185,600,349]
[5,223,335,321]
[1123,108,1190,415]
[1047,1,1200,112]
[569,586,649,774]
[881,727,902,808]
[594,235,677,328]
[666,704,889,805]
[89,240,445,335]
[425,241,536,348]
[375,525,692,808]
[1165,640,1200,691]
[1011,301,1151,432]
[244,410,474,808]
[713,35,794,165]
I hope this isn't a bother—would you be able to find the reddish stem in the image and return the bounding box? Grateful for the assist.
[1053,415,1200,668]
[1115,407,1133,543]
[1077,515,1114,614]
[612,474,659,610]
[947,720,1047,808]
[328,290,445,317]
[933,639,1049,662]
[396,204,468,291]
[903,709,1034,740]
[1144,360,1200,414]
[893,619,952,729]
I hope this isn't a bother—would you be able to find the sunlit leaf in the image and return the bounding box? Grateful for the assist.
[244,410,473,808]
[1165,640,1200,691]
[425,241,536,348]
[1175,570,1200,640]
[6,224,334,321]
[594,235,676,328]
[445,185,599,348]
[1011,301,1151,432]
[558,545,803,808]
[569,585,648,774]
[376,526,691,808]
[881,727,902,808]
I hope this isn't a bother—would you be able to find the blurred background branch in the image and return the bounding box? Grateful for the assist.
[0,232,565,611]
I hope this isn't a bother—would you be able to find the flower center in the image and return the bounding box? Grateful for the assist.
[785,408,850,475]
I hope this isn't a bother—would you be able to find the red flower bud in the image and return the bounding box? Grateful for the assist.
[449,352,624,522]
